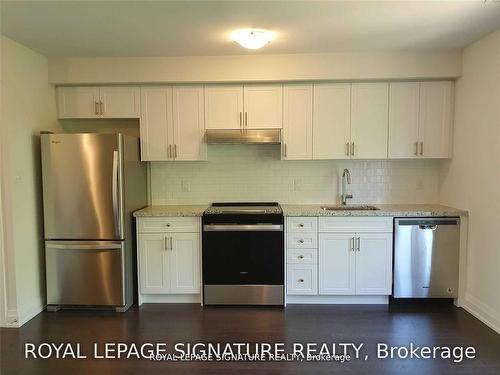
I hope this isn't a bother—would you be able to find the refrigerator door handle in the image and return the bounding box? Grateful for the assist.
[112,150,120,238]
[46,243,122,250]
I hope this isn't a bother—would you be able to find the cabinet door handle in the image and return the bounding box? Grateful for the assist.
[283,143,287,158]
[356,237,360,252]
[94,101,99,115]
[100,101,104,115]
[164,236,168,251]
[239,112,242,128]
[168,145,172,159]
[345,142,350,156]
[244,112,248,127]
[169,237,173,250]
[351,142,355,156]
[351,237,355,252]
[414,141,419,156]
[420,142,424,156]
[174,144,177,159]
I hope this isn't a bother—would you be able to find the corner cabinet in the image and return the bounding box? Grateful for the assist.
[140,86,206,161]
[137,217,201,304]
[388,81,453,159]
[57,86,140,119]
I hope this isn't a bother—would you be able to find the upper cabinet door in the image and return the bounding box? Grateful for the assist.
[282,84,313,160]
[243,84,283,129]
[350,83,389,159]
[313,83,351,159]
[418,81,453,158]
[172,86,206,161]
[204,85,244,129]
[140,87,172,161]
[388,82,420,158]
[100,86,140,118]
[57,86,100,119]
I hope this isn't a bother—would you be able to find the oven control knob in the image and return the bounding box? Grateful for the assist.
[298,279,304,283]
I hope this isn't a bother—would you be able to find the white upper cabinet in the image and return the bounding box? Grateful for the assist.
[282,84,313,160]
[389,81,453,159]
[99,86,140,119]
[204,85,244,129]
[350,83,389,159]
[172,86,206,161]
[388,82,420,158]
[140,87,172,161]
[418,81,453,158]
[57,87,100,119]
[57,86,140,119]
[313,83,351,159]
[243,84,283,129]
[140,86,205,162]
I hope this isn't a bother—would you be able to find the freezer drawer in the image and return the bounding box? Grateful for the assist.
[393,218,460,298]
[46,241,125,306]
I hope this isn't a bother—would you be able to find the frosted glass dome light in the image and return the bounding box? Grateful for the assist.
[231,29,274,49]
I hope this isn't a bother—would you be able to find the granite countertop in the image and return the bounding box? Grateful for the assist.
[133,205,209,217]
[281,204,468,217]
[133,204,467,218]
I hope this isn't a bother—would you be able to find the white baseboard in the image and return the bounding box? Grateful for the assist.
[4,309,19,327]
[462,294,500,334]
[286,295,388,305]
[17,301,45,327]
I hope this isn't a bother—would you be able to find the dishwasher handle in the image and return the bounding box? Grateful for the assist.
[396,218,460,227]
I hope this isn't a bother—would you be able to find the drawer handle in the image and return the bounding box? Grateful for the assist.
[166,223,171,227]
[298,278,304,283]
[298,239,304,244]
[298,223,304,227]
[298,255,304,259]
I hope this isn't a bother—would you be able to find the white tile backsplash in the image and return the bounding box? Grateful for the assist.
[150,145,441,205]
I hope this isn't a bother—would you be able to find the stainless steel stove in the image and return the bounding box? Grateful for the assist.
[202,202,284,306]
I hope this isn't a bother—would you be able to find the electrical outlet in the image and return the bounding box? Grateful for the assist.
[181,180,190,192]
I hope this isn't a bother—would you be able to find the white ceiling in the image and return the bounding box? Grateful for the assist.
[2,1,500,57]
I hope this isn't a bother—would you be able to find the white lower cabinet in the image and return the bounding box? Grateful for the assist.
[318,234,356,295]
[286,217,393,299]
[137,217,201,300]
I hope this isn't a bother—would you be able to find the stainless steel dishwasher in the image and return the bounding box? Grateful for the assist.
[393,217,460,298]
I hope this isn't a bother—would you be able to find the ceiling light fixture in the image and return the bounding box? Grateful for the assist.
[231,29,274,50]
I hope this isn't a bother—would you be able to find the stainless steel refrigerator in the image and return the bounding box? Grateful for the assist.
[41,133,147,311]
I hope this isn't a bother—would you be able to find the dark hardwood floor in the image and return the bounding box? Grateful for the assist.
[1,304,499,374]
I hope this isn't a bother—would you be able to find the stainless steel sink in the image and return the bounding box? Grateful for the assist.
[321,205,380,211]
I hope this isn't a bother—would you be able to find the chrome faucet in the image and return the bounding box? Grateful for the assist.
[341,168,353,205]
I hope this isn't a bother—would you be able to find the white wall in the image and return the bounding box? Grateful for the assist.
[151,145,441,205]
[439,29,500,333]
[0,36,60,326]
[48,50,461,84]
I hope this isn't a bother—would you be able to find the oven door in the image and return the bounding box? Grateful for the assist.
[202,224,284,305]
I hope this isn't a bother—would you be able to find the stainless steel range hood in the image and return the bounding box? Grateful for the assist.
[205,129,281,144]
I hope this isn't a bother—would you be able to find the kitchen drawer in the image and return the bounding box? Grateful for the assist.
[287,264,318,295]
[319,217,393,233]
[287,217,318,233]
[138,217,200,233]
[287,232,317,249]
[287,248,317,264]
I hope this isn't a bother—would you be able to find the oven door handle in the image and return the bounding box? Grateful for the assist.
[203,224,283,232]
